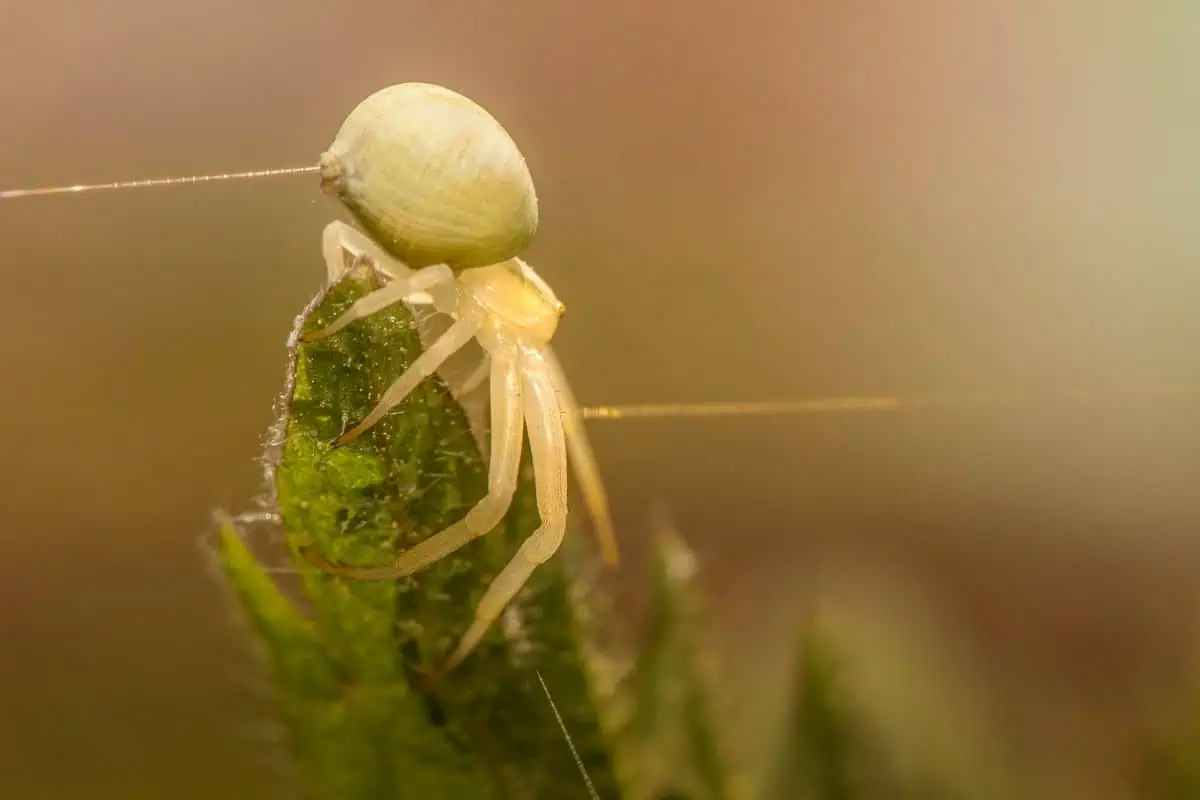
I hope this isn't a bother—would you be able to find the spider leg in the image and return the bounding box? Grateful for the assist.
[321,220,363,283]
[301,268,454,343]
[449,354,491,402]
[543,346,620,567]
[333,315,483,447]
[321,220,408,283]
[443,348,569,670]
[307,221,455,343]
[311,342,524,580]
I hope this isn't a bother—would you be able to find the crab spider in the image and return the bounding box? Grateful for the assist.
[302,220,618,670]
[300,82,619,668]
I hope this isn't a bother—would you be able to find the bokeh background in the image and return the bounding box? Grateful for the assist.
[3,2,1200,797]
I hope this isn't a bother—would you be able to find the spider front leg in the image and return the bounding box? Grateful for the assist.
[309,340,525,580]
[443,347,570,670]
[304,221,455,343]
[332,314,483,446]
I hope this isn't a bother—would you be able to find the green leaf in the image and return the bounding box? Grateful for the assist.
[611,520,736,800]
[762,631,858,800]
[1141,678,1200,799]
[1143,733,1200,800]
[215,266,620,799]
[762,623,1013,800]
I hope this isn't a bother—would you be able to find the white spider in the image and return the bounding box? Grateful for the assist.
[302,220,618,670]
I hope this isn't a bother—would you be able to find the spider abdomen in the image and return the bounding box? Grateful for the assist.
[319,82,539,271]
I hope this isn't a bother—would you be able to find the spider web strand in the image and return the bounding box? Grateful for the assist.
[578,384,1200,421]
[0,165,319,200]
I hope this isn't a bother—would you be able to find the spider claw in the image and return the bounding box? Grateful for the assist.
[432,651,464,678]
[296,542,367,578]
[331,425,365,448]
[298,329,326,344]
[409,661,444,688]
[298,543,338,573]
[299,543,390,580]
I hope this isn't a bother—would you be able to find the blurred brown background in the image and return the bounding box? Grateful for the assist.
[3,1,1200,797]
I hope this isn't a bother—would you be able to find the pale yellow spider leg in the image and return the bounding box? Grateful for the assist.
[307,220,455,343]
[333,315,483,447]
[315,344,525,580]
[443,348,569,670]
[320,220,406,283]
[321,220,364,283]
[450,354,491,402]
[543,346,620,567]
[301,268,453,343]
